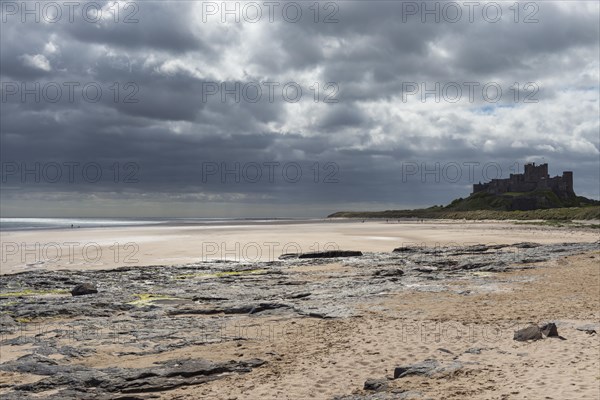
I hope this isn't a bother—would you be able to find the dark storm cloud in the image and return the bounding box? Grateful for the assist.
[63,2,209,53]
[1,0,599,216]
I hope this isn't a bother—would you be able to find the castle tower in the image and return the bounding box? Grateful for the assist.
[524,163,535,181]
[563,171,574,194]
[539,163,549,179]
[524,162,549,182]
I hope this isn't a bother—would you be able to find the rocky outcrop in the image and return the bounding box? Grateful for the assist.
[0,353,265,398]
[71,283,98,296]
[1,241,596,398]
[393,359,463,379]
[280,250,363,259]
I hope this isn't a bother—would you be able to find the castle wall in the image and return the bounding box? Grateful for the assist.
[471,163,574,198]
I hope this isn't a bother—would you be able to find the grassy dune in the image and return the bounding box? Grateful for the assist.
[328,206,600,221]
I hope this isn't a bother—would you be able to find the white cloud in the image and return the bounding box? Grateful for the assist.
[19,54,51,71]
[43,41,58,55]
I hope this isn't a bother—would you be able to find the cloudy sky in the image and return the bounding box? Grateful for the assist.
[1,0,598,217]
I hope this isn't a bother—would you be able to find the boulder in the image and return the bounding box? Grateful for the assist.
[513,325,543,341]
[540,322,559,337]
[70,283,98,296]
[363,378,388,391]
[393,359,439,379]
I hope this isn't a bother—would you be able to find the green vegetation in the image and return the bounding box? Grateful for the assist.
[329,188,600,221]
[445,190,596,211]
[328,206,600,221]
[515,221,600,229]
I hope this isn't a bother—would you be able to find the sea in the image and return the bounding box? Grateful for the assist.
[0,217,310,231]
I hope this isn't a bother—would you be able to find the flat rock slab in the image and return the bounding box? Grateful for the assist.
[279,250,363,259]
[0,354,266,398]
[393,359,463,379]
[576,324,598,335]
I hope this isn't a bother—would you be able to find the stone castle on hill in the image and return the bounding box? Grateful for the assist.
[472,163,575,199]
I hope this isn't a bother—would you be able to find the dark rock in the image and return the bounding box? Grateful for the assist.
[393,359,439,379]
[468,244,490,252]
[513,325,543,341]
[277,253,299,260]
[0,314,18,332]
[393,359,462,379]
[456,261,492,270]
[363,378,388,391]
[279,250,362,260]
[520,258,547,264]
[437,348,453,354]
[540,322,559,337]
[414,267,437,273]
[513,242,541,248]
[298,250,363,259]
[192,296,228,301]
[373,269,404,277]
[287,292,311,299]
[392,247,420,253]
[71,283,98,296]
[168,302,293,316]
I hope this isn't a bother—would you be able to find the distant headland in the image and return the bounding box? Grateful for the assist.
[329,162,599,221]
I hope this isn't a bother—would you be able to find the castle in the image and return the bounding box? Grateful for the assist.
[472,163,574,199]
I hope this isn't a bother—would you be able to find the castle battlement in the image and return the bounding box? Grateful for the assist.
[472,163,574,199]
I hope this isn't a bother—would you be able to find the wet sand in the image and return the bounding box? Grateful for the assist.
[1,219,597,274]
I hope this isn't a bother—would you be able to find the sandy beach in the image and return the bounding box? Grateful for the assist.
[0,220,599,399]
[1,219,598,275]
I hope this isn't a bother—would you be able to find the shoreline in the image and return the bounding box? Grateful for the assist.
[2,220,599,275]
